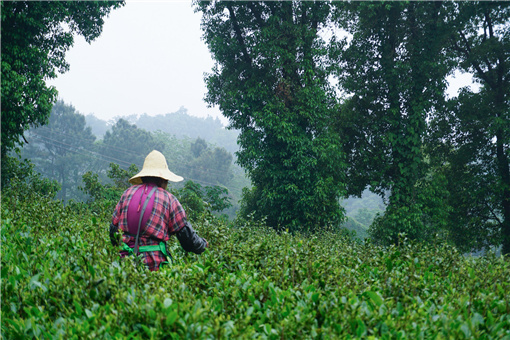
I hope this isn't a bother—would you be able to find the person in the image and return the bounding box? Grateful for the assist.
[109,150,208,271]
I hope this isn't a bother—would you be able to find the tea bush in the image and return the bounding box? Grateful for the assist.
[1,188,509,339]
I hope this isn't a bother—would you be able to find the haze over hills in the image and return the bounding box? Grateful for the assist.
[85,107,240,153]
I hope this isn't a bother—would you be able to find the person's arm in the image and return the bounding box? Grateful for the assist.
[176,220,208,254]
[109,222,119,246]
[110,198,122,246]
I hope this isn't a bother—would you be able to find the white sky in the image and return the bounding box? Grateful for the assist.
[47,1,224,124]
[47,1,475,126]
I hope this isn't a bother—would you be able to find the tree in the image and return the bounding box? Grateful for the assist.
[84,114,110,139]
[195,1,347,231]
[1,154,60,199]
[169,180,232,221]
[21,100,96,202]
[101,119,165,170]
[333,2,453,243]
[1,1,124,159]
[188,138,233,186]
[80,163,139,217]
[428,2,510,254]
[191,137,208,158]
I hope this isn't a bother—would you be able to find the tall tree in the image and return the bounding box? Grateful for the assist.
[188,143,233,186]
[102,119,165,170]
[195,1,347,231]
[333,2,452,243]
[22,100,96,202]
[191,137,208,158]
[428,2,510,254]
[1,1,124,160]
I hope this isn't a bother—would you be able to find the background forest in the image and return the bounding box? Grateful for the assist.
[16,100,249,218]
[15,100,384,234]
[193,0,509,254]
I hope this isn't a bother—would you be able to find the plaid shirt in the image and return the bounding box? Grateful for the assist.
[112,184,187,271]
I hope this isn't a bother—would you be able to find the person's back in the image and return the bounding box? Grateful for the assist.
[109,150,208,271]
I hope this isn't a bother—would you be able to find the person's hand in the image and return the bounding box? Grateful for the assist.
[205,240,209,248]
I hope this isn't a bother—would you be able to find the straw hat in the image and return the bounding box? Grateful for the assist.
[129,150,183,185]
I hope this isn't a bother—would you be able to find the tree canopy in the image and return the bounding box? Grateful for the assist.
[195,1,347,231]
[195,0,509,253]
[427,2,510,253]
[22,100,96,202]
[333,1,453,243]
[1,1,124,159]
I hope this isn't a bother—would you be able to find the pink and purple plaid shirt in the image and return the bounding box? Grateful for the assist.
[112,183,187,271]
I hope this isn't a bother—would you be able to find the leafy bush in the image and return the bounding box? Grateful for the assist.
[79,163,139,221]
[170,180,232,221]
[2,187,509,339]
[369,172,451,246]
[1,154,60,198]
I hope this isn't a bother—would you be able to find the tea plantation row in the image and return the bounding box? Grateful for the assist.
[1,190,509,339]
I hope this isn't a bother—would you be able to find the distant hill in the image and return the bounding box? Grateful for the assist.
[84,114,111,139]
[342,189,386,217]
[85,107,239,153]
[340,189,387,240]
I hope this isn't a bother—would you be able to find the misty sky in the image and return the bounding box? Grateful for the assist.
[47,1,223,124]
[47,1,475,126]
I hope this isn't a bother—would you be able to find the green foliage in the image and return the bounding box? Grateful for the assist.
[354,208,378,228]
[340,217,369,241]
[80,163,139,221]
[170,181,233,221]
[107,163,139,193]
[0,154,60,199]
[1,1,124,158]
[333,1,452,244]
[81,163,139,202]
[237,186,262,224]
[189,138,233,186]
[426,2,510,254]
[171,181,206,221]
[204,186,233,213]
[196,1,347,232]
[20,100,97,202]
[369,171,452,245]
[427,88,508,252]
[102,119,165,169]
[2,189,510,338]
[191,137,208,158]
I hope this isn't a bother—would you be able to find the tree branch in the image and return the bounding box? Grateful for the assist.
[455,30,496,89]
[247,2,265,30]
[483,202,503,225]
[226,3,252,67]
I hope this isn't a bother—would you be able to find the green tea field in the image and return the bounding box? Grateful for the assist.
[2,191,509,339]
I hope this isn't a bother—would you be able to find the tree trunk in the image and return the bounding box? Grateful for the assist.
[496,125,510,255]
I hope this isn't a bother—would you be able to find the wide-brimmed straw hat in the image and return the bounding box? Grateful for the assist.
[129,150,183,185]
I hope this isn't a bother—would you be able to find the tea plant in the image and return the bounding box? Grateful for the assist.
[1,188,509,339]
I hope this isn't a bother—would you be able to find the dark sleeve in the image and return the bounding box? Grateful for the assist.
[176,221,207,254]
[109,222,119,246]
